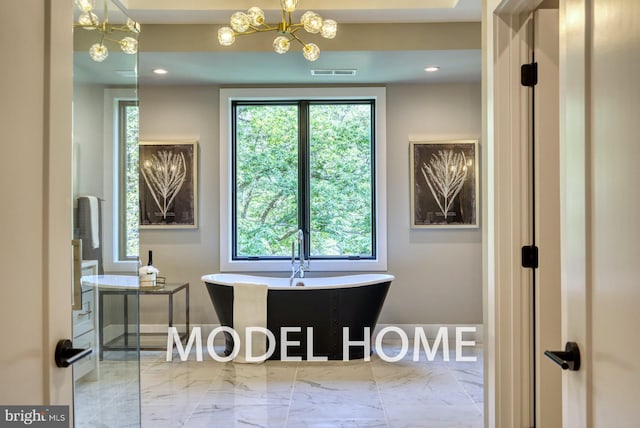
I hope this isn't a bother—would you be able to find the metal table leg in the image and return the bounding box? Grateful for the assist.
[124,292,129,348]
[99,289,104,360]
[168,293,173,327]
[186,284,190,336]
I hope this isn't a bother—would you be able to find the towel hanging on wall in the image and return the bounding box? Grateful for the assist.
[76,195,104,274]
[87,196,99,249]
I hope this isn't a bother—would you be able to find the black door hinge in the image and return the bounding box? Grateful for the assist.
[521,62,538,87]
[521,245,539,269]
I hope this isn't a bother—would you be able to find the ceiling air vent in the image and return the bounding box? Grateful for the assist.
[311,69,357,77]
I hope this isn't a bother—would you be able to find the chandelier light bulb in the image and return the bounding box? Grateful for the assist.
[126,18,141,34]
[218,27,236,46]
[89,43,108,62]
[301,11,323,34]
[273,36,291,54]
[74,0,94,12]
[247,7,265,27]
[230,12,250,33]
[78,11,98,29]
[303,43,320,61]
[120,37,138,54]
[321,19,337,39]
[300,11,314,26]
[280,0,298,13]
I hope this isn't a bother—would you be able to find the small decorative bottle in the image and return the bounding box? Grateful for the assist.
[139,250,160,287]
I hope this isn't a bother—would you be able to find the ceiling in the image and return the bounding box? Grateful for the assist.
[118,0,481,24]
[76,0,481,86]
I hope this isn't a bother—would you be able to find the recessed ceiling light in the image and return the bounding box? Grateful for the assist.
[424,66,440,72]
[153,68,169,75]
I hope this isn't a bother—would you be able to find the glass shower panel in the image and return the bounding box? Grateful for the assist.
[72,0,141,426]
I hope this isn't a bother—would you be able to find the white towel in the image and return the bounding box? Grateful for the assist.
[87,196,99,249]
[232,282,268,364]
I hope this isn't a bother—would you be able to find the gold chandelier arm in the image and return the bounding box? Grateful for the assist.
[72,23,137,34]
[110,25,138,34]
[101,35,128,44]
[251,23,280,32]
[288,24,304,32]
[287,30,307,48]
[235,26,276,37]
[234,20,283,36]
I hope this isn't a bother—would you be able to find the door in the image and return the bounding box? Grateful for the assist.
[70,0,141,426]
[532,9,562,428]
[560,0,640,426]
[490,4,564,425]
[521,9,563,427]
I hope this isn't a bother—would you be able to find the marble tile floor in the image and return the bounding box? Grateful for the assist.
[140,343,483,428]
[76,344,483,428]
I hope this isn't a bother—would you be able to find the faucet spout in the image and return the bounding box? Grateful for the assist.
[290,228,309,285]
[298,229,305,278]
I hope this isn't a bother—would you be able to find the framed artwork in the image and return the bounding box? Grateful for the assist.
[139,141,198,229]
[410,139,478,228]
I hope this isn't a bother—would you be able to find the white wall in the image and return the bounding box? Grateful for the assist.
[385,83,482,324]
[138,83,482,326]
[138,86,220,325]
[73,84,105,199]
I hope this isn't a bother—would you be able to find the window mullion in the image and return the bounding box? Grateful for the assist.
[299,101,311,258]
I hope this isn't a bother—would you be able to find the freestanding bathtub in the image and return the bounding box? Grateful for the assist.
[201,273,393,360]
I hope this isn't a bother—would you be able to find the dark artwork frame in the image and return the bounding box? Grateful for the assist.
[139,141,198,228]
[410,139,479,228]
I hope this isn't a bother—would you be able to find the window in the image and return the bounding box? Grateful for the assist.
[221,88,387,271]
[117,100,139,261]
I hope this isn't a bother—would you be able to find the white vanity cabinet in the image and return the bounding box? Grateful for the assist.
[73,259,98,380]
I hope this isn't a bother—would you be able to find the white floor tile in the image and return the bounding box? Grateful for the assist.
[78,343,484,427]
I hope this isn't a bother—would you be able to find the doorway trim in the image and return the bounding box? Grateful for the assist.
[484,0,550,427]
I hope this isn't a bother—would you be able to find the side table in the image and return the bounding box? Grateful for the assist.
[82,276,189,359]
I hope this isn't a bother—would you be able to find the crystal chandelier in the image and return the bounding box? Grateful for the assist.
[73,0,141,62]
[217,0,337,62]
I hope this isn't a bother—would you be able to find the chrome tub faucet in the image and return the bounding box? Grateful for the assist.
[290,229,310,285]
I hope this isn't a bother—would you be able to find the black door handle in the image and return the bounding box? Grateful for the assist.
[55,339,92,368]
[544,341,580,371]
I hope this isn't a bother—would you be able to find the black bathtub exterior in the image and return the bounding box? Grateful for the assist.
[204,281,391,360]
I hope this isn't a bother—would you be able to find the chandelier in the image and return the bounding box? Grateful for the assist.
[217,0,337,62]
[73,0,141,62]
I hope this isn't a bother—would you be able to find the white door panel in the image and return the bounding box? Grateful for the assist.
[560,0,640,426]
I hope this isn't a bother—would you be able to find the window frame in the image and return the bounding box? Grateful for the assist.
[231,99,377,261]
[117,99,139,261]
[102,89,138,272]
[220,87,387,272]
